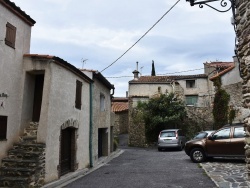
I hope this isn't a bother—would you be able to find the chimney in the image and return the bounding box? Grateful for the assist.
[132,61,139,80]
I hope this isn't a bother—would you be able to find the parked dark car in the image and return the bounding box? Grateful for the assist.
[185,123,245,163]
[158,129,186,151]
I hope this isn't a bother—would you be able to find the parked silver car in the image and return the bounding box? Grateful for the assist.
[157,129,186,151]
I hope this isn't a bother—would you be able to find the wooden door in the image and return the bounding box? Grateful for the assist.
[60,128,74,175]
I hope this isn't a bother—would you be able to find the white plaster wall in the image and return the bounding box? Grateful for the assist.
[129,84,173,97]
[92,78,112,165]
[221,64,242,86]
[0,4,32,161]
[177,78,212,107]
[23,58,90,183]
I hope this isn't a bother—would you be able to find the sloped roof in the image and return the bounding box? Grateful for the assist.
[1,0,36,26]
[129,74,207,83]
[80,69,114,90]
[204,61,234,69]
[204,61,235,81]
[112,97,128,112]
[23,54,92,83]
[210,64,235,81]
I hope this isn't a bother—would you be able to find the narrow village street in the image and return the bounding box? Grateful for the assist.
[61,135,216,188]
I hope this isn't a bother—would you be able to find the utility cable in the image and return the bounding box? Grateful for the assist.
[100,0,181,73]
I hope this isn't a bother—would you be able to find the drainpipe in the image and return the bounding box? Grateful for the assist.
[89,82,93,167]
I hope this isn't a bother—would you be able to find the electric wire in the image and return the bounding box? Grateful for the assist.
[106,67,204,78]
[100,0,181,73]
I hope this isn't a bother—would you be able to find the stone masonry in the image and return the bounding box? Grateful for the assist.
[235,0,250,173]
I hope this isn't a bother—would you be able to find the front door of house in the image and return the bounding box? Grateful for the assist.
[60,128,74,176]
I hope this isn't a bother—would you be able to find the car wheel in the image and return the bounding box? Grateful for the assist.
[190,148,206,163]
[158,147,162,152]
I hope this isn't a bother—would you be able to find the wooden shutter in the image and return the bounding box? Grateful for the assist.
[0,116,7,140]
[75,80,82,110]
[5,22,16,48]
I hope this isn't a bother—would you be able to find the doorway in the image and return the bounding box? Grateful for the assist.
[32,74,44,122]
[60,127,76,176]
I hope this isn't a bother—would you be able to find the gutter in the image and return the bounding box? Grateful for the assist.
[89,82,93,167]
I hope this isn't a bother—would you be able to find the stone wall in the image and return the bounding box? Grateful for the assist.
[128,98,146,147]
[114,111,129,135]
[186,106,214,130]
[235,1,250,172]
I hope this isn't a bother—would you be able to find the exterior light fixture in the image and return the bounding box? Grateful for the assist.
[186,0,236,14]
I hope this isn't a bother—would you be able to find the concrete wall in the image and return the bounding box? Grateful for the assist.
[23,57,90,183]
[0,4,32,161]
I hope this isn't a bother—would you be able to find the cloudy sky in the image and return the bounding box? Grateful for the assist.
[14,0,235,97]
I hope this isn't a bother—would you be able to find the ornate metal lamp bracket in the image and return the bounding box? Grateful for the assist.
[186,0,236,15]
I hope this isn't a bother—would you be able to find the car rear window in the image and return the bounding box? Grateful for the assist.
[233,127,245,138]
[160,131,175,137]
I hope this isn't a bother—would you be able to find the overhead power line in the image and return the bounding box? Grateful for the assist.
[106,67,204,79]
[100,0,181,73]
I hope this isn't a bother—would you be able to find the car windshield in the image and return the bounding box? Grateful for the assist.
[193,132,208,139]
[160,131,175,137]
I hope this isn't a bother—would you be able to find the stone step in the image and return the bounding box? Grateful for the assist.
[28,122,39,129]
[19,136,37,144]
[0,176,30,187]
[23,128,38,137]
[13,143,45,153]
[8,149,44,160]
[2,158,38,168]
[0,167,36,177]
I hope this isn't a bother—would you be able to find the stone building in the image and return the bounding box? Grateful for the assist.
[128,63,215,147]
[0,1,115,187]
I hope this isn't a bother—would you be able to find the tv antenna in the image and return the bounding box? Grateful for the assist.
[81,59,88,68]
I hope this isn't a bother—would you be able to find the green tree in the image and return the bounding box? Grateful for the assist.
[151,60,156,76]
[212,77,230,129]
[137,93,186,143]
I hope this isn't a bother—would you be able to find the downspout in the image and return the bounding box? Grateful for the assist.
[89,82,93,167]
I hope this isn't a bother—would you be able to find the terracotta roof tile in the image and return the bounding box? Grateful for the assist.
[129,74,207,83]
[204,61,234,68]
[210,65,235,80]
[112,102,128,112]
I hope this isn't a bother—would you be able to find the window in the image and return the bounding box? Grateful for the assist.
[100,94,105,111]
[212,128,230,140]
[0,116,7,140]
[233,127,245,138]
[185,95,198,106]
[75,80,82,110]
[5,22,16,48]
[186,80,195,88]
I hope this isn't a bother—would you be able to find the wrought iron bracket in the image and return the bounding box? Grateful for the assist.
[186,0,236,16]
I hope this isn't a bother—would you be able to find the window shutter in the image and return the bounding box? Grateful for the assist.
[75,80,82,110]
[5,22,16,48]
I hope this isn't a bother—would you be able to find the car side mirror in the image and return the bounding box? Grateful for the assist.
[208,135,213,140]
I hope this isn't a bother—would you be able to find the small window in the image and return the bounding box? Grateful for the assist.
[233,127,245,138]
[186,80,195,88]
[75,80,82,110]
[185,95,198,106]
[5,22,16,48]
[0,116,7,140]
[100,94,105,111]
[212,128,230,140]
